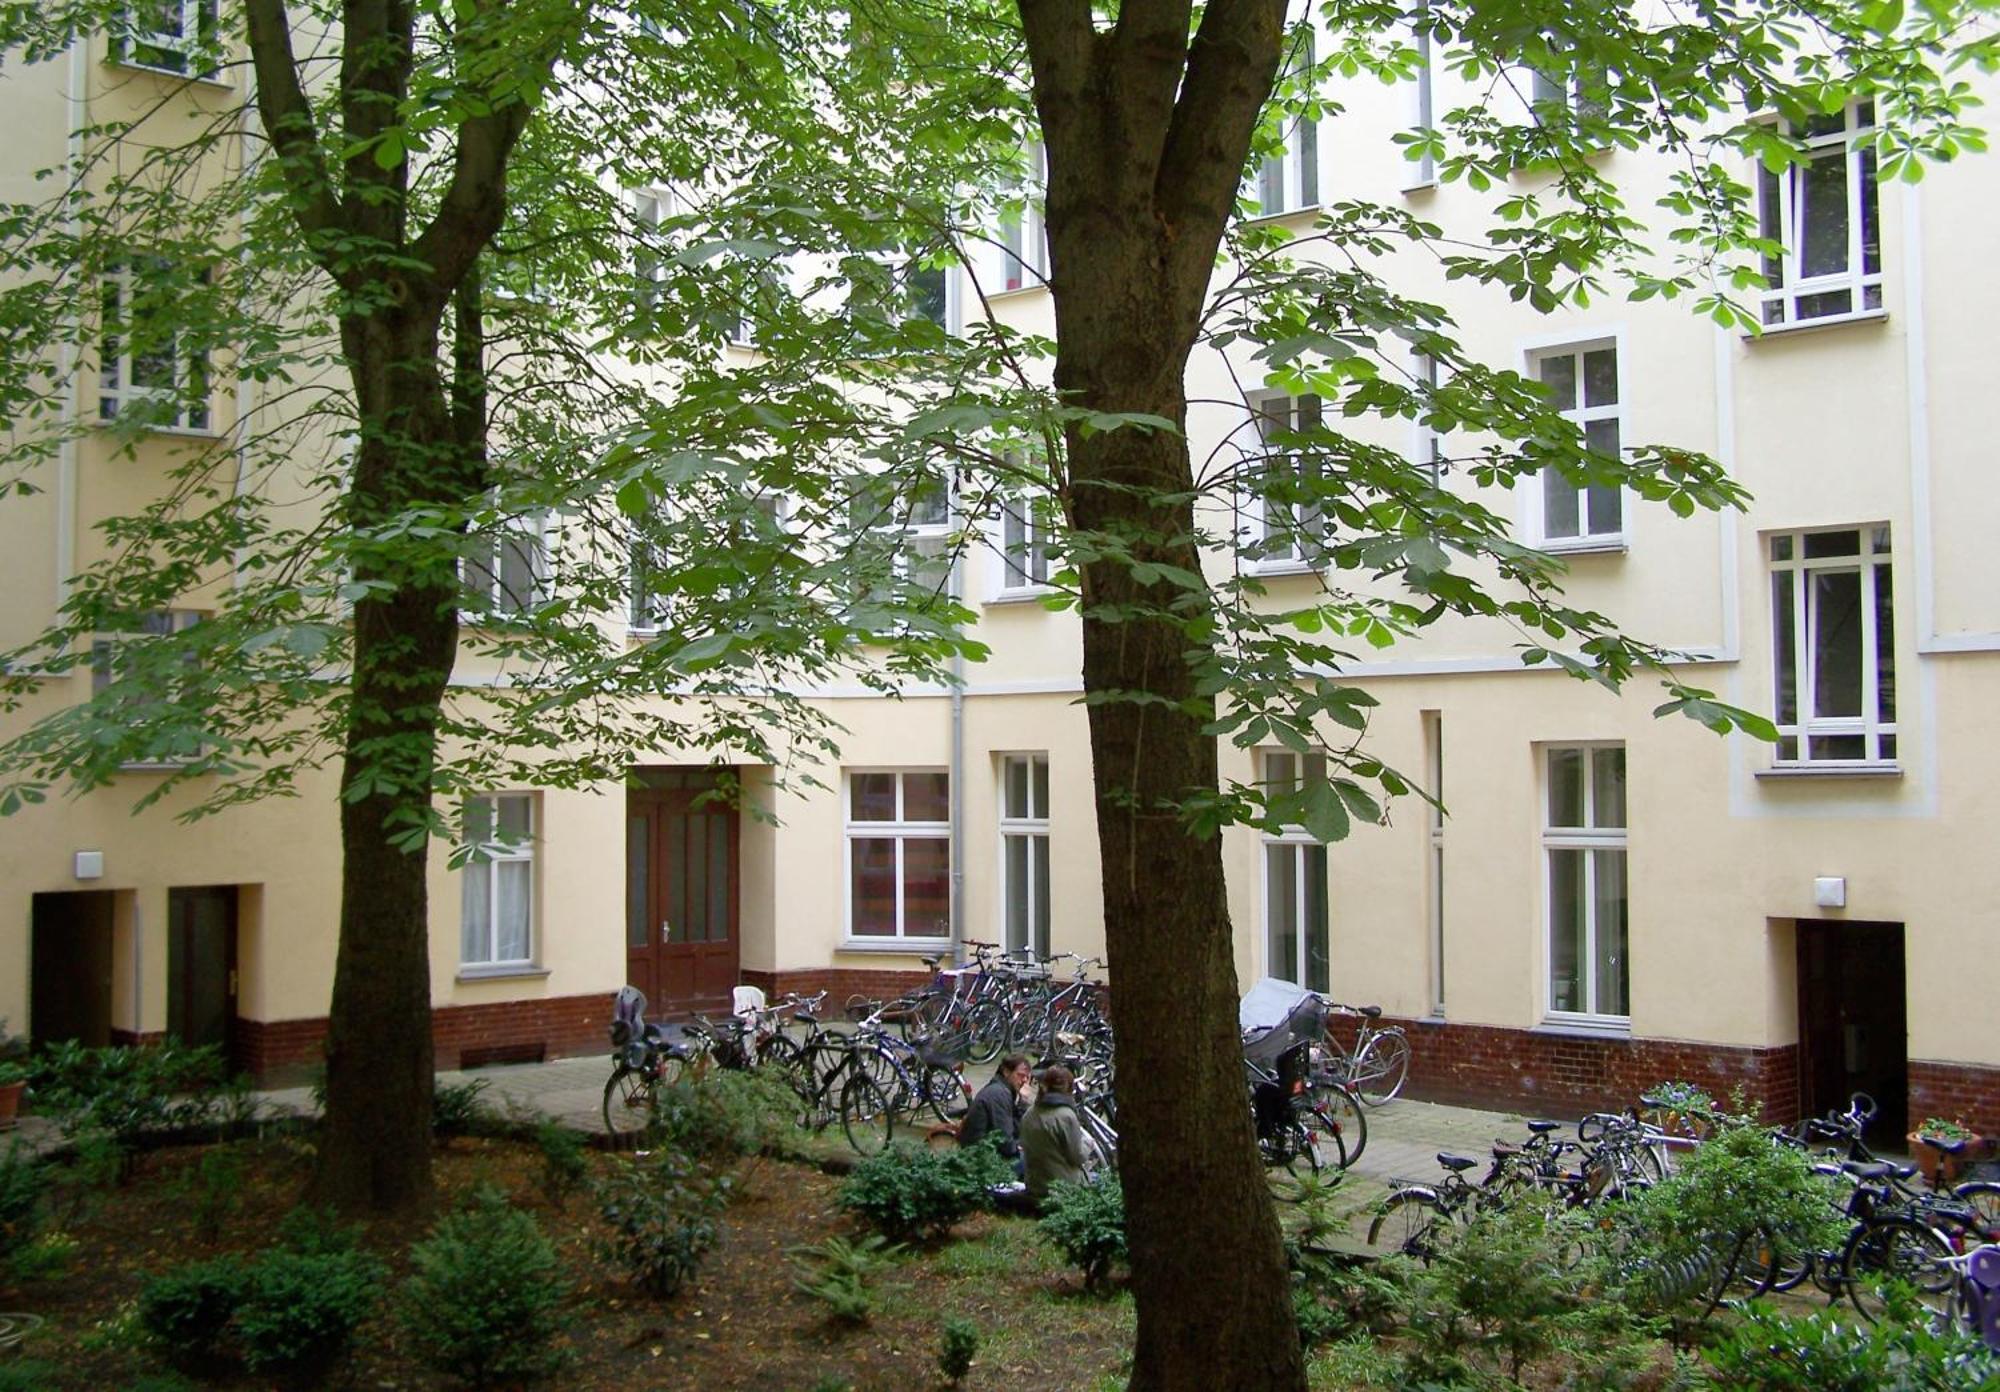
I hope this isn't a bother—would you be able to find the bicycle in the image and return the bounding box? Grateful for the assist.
[1319,1001,1410,1106]
[601,986,697,1139]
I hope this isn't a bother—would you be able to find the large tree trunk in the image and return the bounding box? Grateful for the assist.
[1021,0,1302,1384]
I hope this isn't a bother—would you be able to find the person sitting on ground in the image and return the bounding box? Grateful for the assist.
[1020,1063,1089,1205]
[960,1055,1029,1174]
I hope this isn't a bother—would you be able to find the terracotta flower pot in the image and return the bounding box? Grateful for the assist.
[0,1078,24,1130]
[1911,1130,1983,1185]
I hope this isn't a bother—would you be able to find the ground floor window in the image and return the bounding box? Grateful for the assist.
[846,770,951,942]
[461,793,535,967]
[999,753,1050,957]
[1261,750,1330,992]
[1544,745,1627,1019]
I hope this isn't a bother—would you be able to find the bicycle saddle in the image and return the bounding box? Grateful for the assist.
[1437,1153,1479,1172]
[921,955,943,969]
[1526,1119,1560,1135]
[795,1011,819,1026]
[1844,1160,1893,1181]
[1359,1005,1383,1019]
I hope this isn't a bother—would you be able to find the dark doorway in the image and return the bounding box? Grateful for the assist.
[168,886,238,1063]
[1797,919,1908,1145]
[30,891,116,1047]
[626,771,739,1016]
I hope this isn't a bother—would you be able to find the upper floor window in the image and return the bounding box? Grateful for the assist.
[463,510,548,620]
[1757,102,1881,327]
[460,793,535,968]
[1247,392,1325,568]
[998,493,1054,594]
[1256,29,1319,216]
[1529,341,1621,547]
[847,770,951,943]
[1545,744,1627,1020]
[851,471,952,616]
[112,0,220,78]
[1260,750,1330,993]
[999,145,1049,293]
[999,754,1050,958]
[100,260,211,433]
[632,188,669,329]
[1771,526,1895,765]
[91,608,208,767]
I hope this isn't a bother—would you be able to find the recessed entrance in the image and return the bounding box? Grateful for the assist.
[1796,919,1908,1145]
[626,770,739,1016]
[30,890,116,1047]
[167,886,239,1064]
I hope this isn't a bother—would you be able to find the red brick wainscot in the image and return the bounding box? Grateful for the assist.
[738,967,935,1008]
[1324,1013,1804,1124]
[234,990,619,1082]
[1909,1059,2000,1142]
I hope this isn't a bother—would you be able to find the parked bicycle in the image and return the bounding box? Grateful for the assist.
[1317,1001,1410,1106]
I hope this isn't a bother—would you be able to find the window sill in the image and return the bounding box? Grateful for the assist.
[839,938,951,955]
[96,416,224,441]
[1533,1016,1632,1041]
[107,57,235,92]
[1244,560,1321,578]
[1746,308,1888,341]
[1539,536,1627,557]
[1245,203,1322,227]
[455,964,550,983]
[986,587,1055,606]
[1755,762,1903,780]
[986,283,1049,302]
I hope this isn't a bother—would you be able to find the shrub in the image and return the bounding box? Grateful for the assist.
[185,1145,243,1244]
[433,1077,496,1140]
[1702,1293,1997,1390]
[399,1187,571,1387]
[595,1145,731,1298]
[28,1038,228,1154]
[1292,1285,1343,1351]
[1036,1176,1127,1289]
[138,1258,248,1373]
[535,1121,589,1210]
[8,1228,79,1283]
[938,1316,979,1385]
[788,1234,903,1324]
[0,1364,63,1392]
[0,1141,47,1264]
[646,1069,799,1160]
[837,1142,1013,1243]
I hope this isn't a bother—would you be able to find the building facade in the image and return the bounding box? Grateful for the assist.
[3,18,1997,1142]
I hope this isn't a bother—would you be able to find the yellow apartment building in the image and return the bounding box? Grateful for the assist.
[2,15,1996,1143]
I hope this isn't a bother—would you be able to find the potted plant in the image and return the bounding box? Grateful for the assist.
[1910,1116,1983,1185]
[1644,1080,1717,1144]
[0,1018,27,1129]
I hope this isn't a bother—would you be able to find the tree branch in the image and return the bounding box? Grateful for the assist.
[1017,0,1095,142]
[243,0,348,277]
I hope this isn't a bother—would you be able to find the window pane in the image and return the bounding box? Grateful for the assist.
[1547,748,1585,827]
[708,817,729,944]
[1771,534,1793,562]
[1304,844,1329,995]
[669,812,692,943]
[1859,148,1880,275]
[1593,849,1627,1016]
[1811,569,1864,719]
[1002,502,1031,587]
[1032,835,1051,958]
[1005,834,1029,952]
[1297,115,1319,206]
[1582,349,1617,407]
[1810,734,1866,761]
[1797,289,1852,319]
[908,536,952,603]
[902,837,950,938]
[1585,482,1622,536]
[908,472,950,528]
[496,861,531,961]
[1759,165,1785,289]
[1548,849,1584,1013]
[1538,353,1577,411]
[1266,844,1299,983]
[1264,752,1298,793]
[1543,474,1581,540]
[1773,571,1797,725]
[850,773,897,821]
[1875,564,1895,723]
[496,795,531,843]
[461,866,491,963]
[1591,748,1626,829]
[1005,757,1029,820]
[1804,529,1860,559]
[627,813,649,949]
[904,771,950,823]
[1032,757,1049,819]
[1259,154,1286,214]
[851,839,898,935]
[1797,151,1851,280]
[465,796,494,844]
[500,532,542,610]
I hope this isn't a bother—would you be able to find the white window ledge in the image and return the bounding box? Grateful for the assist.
[108,58,236,92]
[1533,1016,1632,1041]
[1245,203,1323,227]
[456,964,549,983]
[97,419,225,442]
[987,587,1055,606]
[1540,537,1628,557]
[985,283,1050,302]
[1746,308,1889,341]
[1756,762,1903,780]
[840,938,952,955]
[1244,560,1321,579]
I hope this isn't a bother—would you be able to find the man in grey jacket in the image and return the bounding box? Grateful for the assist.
[1021,1063,1089,1204]
[960,1055,1029,1169]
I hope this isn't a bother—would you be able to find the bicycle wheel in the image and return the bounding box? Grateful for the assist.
[1265,1121,1323,1203]
[1841,1215,1956,1322]
[1308,1080,1366,1169]
[602,1065,657,1140]
[965,999,1010,1064]
[1367,1188,1450,1262]
[1353,1029,1411,1106]
[758,1032,803,1078]
[839,1072,896,1157]
[922,1063,972,1127]
[1008,1002,1051,1056]
[792,1044,845,1130]
[1952,1180,2000,1243]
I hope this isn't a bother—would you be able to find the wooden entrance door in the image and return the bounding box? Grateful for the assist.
[626,781,739,1015]
[29,891,116,1046]
[168,887,238,1063]
[1797,920,1908,1145]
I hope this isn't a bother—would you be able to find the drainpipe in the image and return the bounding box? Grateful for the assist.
[56,38,85,629]
[948,541,965,965]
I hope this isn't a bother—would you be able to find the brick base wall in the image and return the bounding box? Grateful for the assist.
[233,990,619,1082]
[738,967,935,1006]
[1909,1059,2000,1139]
[1325,1015,1804,1124]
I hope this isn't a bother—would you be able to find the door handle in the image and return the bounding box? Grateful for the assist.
[661,920,671,943]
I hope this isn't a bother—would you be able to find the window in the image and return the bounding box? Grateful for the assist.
[112,0,220,77]
[1530,341,1621,546]
[91,608,207,766]
[1403,11,1437,190]
[629,514,673,632]
[1413,351,1446,482]
[847,770,951,942]
[630,494,784,631]
[632,188,669,329]
[463,511,547,619]
[100,260,211,432]
[999,145,1049,293]
[1530,51,1607,125]
[1544,745,1626,1020]
[998,493,1054,593]
[1770,526,1895,764]
[1256,29,1319,216]
[461,794,535,968]
[1757,103,1882,327]
[999,754,1050,958]
[851,470,952,616]
[1424,711,1444,1014]
[1248,392,1325,566]
[1261,750,1330,993]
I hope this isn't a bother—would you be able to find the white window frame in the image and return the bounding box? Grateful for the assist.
[463,507,548,620]
[1253,27,1319,218]
[998,144,1049,294]
[1542,743,1628,1026]
[998,753,1051,959]
[844,769,953,947]
[1756,102,1883,329]
[459,793,537,971]
[1412,349,1446,482]
[1524,336,1624,552]
[99,260,213,434]
[1423,711,1445,1016]
[1402,9,1438,191]
[91,608,207,769]
[113,0,221,79]
[1245,390,1325,571]
[995,492,1054,598]
[1259,749,1331,994]
[629,493,788,633]
[1769,525,1896,767]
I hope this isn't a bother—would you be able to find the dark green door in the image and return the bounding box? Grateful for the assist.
[168,887,237,1060]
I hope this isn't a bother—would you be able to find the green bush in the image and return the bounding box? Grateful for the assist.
[646,1069,799,1160]
[595,1145,731,1298]
[138,1258,249,1373]
[8,1228,79,1283]
[837,1142,1013,1243]
[1701,1293,1997,1390]
[1036,1176,1127,1289]
[938,1315,979,1385]
[0,1364,64,1392]
[399,1187,571,1387]
[535,1121,589,1210]
[184,1145,243,1244]
[432,1077,496,1139]
[28,1038,229,1153]
[0,1140,47,1264]
[1292,1284,1343,1351]
[788,1234,903,1324]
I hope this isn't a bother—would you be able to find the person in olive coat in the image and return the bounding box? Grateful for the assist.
[1020,1063,1090,1204]
[960,1055,1029,1172]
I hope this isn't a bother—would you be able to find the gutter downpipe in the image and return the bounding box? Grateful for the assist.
[948,546,965,966]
